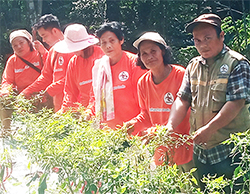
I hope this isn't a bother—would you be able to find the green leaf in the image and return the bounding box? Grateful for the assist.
[38,172,48,194]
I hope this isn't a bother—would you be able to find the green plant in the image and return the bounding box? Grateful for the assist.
[0,95,247,193]
[222,15,250,59]
[175,46,199,67]
[11,97,200,193]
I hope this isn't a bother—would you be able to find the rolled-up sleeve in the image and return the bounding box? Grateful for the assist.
[177,68,192,103]
[226,60,250,104]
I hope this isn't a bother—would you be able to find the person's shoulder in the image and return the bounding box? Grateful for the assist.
[171,64,186,72]
[69,55,78,63]
[189,56,202,64]
[93,45,102,51]
[186,56,202,70]
[138,70,151,85]
[6,54,16,62]
[94,55,108,66]
[227,49,248,62]
[124,51,137,59]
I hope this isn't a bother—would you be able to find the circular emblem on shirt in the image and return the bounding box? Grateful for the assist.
[164,92,174,105]
[220,64,229,74]
[118,71,129,81]
[58,56,64,66]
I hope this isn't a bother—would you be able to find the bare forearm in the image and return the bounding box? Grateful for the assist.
[166,97,190,130]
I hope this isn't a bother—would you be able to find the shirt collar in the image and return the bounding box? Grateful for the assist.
[199,44,228,66]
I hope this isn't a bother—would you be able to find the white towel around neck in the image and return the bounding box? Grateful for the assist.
[92,55,115,122]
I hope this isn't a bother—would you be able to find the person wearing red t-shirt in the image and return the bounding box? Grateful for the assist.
[125,32,193,172]
[88,21,146,129]
[53,24,104,112]
[0,30,45,131]
[20,14,74,112]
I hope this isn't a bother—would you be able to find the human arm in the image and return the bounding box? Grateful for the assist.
[194,60,250,145]
[33,40,48,57]
[165,96,190,132]
[60,59,79,112]
[0,57,16,96]
[193,99,245,145]
[125,77,152,136]
[45,77,65,97]
[20,49,55,97]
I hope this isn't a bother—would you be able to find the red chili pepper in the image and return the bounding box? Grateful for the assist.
[98,181,102,188]
[52,167,59,173]
[79,185,85,193]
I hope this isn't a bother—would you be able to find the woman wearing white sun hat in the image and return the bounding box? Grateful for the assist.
[0,29,45,132]
[54,23,104,112]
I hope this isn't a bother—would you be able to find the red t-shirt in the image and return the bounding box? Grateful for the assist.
[21,47,74,111]
[60,46,104,112]
[131,65,193,165]
[1,50,43,95]
[89,51,147,129]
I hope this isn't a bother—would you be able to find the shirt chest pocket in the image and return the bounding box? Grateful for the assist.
[211,83,227,113]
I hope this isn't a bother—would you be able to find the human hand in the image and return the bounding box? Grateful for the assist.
[82,109,93,121]
[33,40,47,55]
[123,121,135,136]
[193,125,213,147]
[141,127,157,145]
[164,123,174,134]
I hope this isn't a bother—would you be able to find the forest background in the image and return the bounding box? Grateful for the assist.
[0,0,250,73]
[0,1,250,193]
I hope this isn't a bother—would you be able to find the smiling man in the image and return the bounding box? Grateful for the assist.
[165,13,250,192]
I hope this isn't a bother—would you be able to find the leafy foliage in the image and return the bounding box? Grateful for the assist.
[222,15,250,59]
[0,94,249,193]
[10,98,199,194]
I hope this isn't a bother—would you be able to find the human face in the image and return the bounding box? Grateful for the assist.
[99,31,124,63]
[37,27,59,47]
[11,37,31,58]
[193,23,224,60]
[139,40,164,70]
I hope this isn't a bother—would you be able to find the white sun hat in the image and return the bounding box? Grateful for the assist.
[54,23,99,53]
[9,29,33,44]
[133,32,168,49]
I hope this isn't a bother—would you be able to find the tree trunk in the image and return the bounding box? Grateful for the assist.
[27,0,37,26]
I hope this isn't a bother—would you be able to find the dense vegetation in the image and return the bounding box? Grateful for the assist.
[0,0,250,68]
[0,93,249,193]
[0,0,250,193]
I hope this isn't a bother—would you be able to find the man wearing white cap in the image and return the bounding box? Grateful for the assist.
[0,29,45,133]
[53,24,104,112]
[166,13,250,191]
[21,14,74,112]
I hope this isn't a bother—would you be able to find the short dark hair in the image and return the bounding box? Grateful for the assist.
[96,21,124,41]
[28,39,34,52]
[137,42,172,70]
[33,14,61,31]
[214,26,222,38]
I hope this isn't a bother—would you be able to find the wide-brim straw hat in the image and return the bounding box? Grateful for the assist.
[54,23,99,53]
